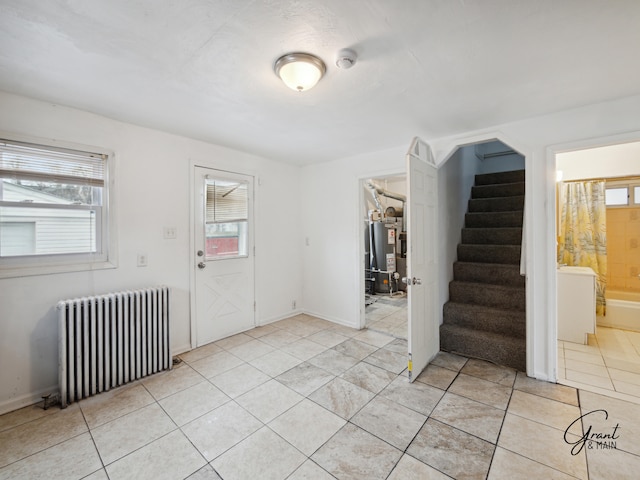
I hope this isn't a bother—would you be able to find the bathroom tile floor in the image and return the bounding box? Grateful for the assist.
[2,315,640,479]
[558,326,640,404]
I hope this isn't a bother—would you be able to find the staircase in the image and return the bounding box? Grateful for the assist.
[440,169,526,371]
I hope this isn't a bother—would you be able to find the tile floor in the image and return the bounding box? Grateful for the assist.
[365,294,407,339]
[558,326,640,404]
[2,314,640,479]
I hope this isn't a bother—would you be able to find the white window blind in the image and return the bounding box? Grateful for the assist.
[0,139,106,187]
[206,180,248,223]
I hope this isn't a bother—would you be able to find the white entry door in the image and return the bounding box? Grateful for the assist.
[193,166,255,346]
[406,138,439,382]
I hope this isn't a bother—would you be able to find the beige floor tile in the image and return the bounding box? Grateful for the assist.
[332,338,378,360]
[248,349,302,377]
[340,362,397,393]
[514,372,578,406]
[189,351,244,379]
[214,333,253,350]
[0,402,57,433]
[407,418,494,479]
[307,349,360,375]
[430,351,468,371]
[563,349,605,365]
[380,375,444,416]
[253,330,301,348]
[309,377,375,419]
[179,342,222,363]
[287,460,335,480]
[158,381,229,426]
[79,382,154,429]
[415,364,458,390]
[235,379,303,423]
[353,329,394,347]
[83,469,110,480]
[181,402,262,461]
[586,445,640,480]
[460,358,516,387]
[91,403,176,465]
[106,430,206,480]
[276,362,335,396]
[363,348,407,374]
[141,363,204,400]
[488,446,577,480]
[604,357,640,374]
[448,373,512,409]
[0,403,87,467]
[351,396,426,450]
[383,338,409,354]
[244,324,280,338]
[565,358,610,378]
[579,390,640,457]
[269,399,346,455]
[186,464,222,479]
[608,367,640,385]
[0,432,101,480]
[284,322,325,338]
[614,379,640,396]
[498,413,587,479]
[327,324,362,338]
[566,369,614,390]
[387,454,450,480]
[307,330,350,348]
[209,363,270,398]
[280,338,329,361]
[431,392,505,443]
[226,338,275,361]
[212,427,305,480]
[507,390,582,435]
[563,341,602,355]
[312,423,402,480]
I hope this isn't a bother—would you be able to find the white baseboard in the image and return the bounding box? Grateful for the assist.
[0,384,59,416]
[301,309,359,329]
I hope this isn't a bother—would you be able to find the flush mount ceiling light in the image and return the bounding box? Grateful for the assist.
[274,52,326,92]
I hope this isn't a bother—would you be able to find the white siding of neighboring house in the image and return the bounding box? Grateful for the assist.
[1,181,97,255]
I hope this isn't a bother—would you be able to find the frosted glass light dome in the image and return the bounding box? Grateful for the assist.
[274,53,326,92]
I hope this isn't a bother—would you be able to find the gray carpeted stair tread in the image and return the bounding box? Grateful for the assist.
[461,227,522,245]
[449,281,525,311]
[440,324,526,371]
[468,195,525,213]
[453,261,525,287]
[472,182,525,199]
[474,169,525,186]
[443,302,525,338]
[465,211,523,228]
[457,244,521,265]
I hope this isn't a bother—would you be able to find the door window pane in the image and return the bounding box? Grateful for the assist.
[606,187,628,206]
[204,178,249,260]
[634,186,640,204]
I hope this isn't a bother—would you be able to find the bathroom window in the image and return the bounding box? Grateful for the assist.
[605,186,629,206]
[634,185,640,204]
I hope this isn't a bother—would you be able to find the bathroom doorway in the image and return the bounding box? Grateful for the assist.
[556,141,640,402]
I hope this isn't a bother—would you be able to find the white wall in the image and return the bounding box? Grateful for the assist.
[0,91,302,413]
[557,141,640,180]
[300,146,406,327]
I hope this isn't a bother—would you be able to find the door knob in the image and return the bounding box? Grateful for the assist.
[197,262,206,269]
[197,250,204,257]
[412,277,422,285]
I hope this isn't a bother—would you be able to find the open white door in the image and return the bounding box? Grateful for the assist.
[406,138,439,381]
[193,166,255,346]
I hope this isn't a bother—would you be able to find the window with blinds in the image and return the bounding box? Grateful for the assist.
[0,138,109,262]
[204,179,249,260]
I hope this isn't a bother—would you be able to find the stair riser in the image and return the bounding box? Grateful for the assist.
[472,183,525,199]
[457,245,521,265]
[449,282,525,311]
[461,228,522,245]
[443,302,525,337]
[468,196,524,213]
[440,325,526,371]
[453,262,525,287]
[475,170,525,186]
[465,211,523,228]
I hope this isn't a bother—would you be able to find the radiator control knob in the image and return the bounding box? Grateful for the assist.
[197,262,206,269]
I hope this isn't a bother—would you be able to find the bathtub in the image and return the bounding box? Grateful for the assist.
[597,290,640,332]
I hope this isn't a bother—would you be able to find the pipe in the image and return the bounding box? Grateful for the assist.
[365,179,407,231]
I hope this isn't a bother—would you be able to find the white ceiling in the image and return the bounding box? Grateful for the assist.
[1,0,640,165]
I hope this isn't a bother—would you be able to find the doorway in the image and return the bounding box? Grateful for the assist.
[555,141,640,401]
[192,166,255,347]
[362,174,408,340]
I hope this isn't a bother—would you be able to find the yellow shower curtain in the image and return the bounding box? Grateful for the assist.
[558,181,607,315]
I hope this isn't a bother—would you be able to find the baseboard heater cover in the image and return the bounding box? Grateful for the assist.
[57,286,171,408]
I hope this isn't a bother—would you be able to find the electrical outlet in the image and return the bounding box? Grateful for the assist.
[163,227,177,239]
[137,253,148,267]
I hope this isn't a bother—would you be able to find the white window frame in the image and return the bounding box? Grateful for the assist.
[0,133,117,278]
